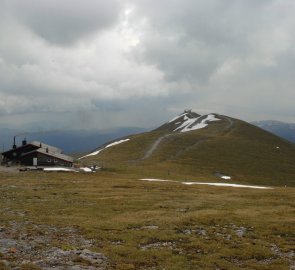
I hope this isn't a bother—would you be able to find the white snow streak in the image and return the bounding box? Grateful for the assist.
[78,138,130,159]
[78,149,103,159]
[182,182,272,189]
[44,167,78,172]
[168,113,186,123]
[174,114,220,133]
[105,139,130,149]
[80,167,93,172]
[139,179,272,189]
[140,178,175,182]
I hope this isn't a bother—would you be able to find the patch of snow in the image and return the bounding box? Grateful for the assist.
[139,179,272,189]
[79,138,130,159]
[221,176,231,180]
[104,139,130,149]
[140,178,175,182]
[43,167,78,172]
[168,113,186,123]
[79,149,103,159]
[276,146,280,149]
[80,167,93,172]
[182,182,272,189]
[174,117,198,132]
[174,114,220,133]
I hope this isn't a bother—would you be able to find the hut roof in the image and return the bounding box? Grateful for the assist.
[21,148,74,163]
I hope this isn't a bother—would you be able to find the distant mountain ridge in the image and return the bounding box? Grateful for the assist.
[0,127,147,154]
[252,120,295,143]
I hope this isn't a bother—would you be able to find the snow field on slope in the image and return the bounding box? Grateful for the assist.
[139,179,272,189]
[168,113,187,123]
[79,138,130,159]
[174,114,220,133]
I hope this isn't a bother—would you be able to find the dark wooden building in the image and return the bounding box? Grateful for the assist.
[1,139,73,167]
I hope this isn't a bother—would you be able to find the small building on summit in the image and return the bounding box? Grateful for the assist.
[1,138,73,167]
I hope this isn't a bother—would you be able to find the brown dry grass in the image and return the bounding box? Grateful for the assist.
[0,170,294,269]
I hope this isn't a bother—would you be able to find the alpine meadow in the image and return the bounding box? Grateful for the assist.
[1,0,295,269]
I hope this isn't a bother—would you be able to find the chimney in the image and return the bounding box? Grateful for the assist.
[22,138,27,146]
[13,136,17,149]
[46,147,49,153]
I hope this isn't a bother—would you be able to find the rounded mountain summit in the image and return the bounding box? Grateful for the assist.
[79,110,295,186]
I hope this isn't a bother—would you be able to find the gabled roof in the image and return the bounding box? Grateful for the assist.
[1,141,62,155]
[20,148,74,163]
[30,141,62,153]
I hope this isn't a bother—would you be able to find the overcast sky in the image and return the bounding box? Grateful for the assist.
[0,0,295,131]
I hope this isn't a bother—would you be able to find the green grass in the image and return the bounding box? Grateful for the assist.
[79,118,295,186]
[0,170,294,269]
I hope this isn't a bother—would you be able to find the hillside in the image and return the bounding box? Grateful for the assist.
[79,111,295,186]
[252,120,295,143]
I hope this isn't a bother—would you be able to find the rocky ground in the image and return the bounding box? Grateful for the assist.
[0,169,294,269]
[1,220,294,270]
[0,166,19,174]
[0,222,107,270]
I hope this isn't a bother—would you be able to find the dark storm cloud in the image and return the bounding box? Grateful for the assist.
[9,0,121,45]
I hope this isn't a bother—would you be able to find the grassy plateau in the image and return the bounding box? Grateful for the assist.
[0,169,294,269]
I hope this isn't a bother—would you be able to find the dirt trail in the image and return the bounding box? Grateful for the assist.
[142,116,235,160]
[142,134,176,159]
[223,116,234,131]
[168,138,208,160]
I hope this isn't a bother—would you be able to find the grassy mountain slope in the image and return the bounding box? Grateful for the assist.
[79,114,295,186]
[252,120,295,143]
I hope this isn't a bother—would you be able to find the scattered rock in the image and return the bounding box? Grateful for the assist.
[128,225,158,231]
[176,208,189,213]
[270,244,294,269]
[196,228,207,236]
[139,241,176,250]
[0,222,107,269]
[110,240,124,245]
[235,227,247,237]
[178,229,194,235]
[78,249,107,265]
[140,225,158,230]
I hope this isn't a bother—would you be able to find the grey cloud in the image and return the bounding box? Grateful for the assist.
[131,0,294,83]
[140,36,219,83]
[0,0,295,131]
[9,0,121,45]
[121,0,295,121]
